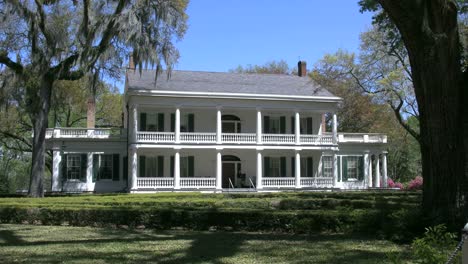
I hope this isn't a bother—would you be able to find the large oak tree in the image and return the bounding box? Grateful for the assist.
[361,0,467,226]
[0,0,188,197]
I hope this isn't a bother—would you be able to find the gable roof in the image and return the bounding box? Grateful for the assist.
[126,70,337,98]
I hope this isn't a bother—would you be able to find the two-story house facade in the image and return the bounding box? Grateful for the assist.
[46,62,388,193]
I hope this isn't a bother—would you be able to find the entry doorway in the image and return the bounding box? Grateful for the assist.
[222,155,243,188]
[222,115,241,133]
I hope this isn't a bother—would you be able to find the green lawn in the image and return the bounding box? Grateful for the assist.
[0,224,411,264]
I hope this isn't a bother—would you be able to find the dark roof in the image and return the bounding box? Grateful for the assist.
[126,70,337,98]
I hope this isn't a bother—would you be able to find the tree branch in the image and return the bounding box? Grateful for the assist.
[389,92,421,142]
[0,51,24,74]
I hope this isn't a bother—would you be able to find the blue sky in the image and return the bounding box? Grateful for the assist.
[173,1,374,72]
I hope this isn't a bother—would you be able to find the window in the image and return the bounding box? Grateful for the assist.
[93,154,119,181]
[347,156,358,179]
[99,155,113,180]
[222,115,241,133]
[264,157,286,177]
[171,113,194,132]
[300,157,313,177]
[264,116,286,134]
[140,113,164,131]
[322,156,333,178]
[139,156,164,177]
[342,156,364,181]
[300,117,313,134]
[67,155,82,180]
[170,156,194,177]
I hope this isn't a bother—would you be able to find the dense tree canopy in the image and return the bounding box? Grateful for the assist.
[0,0,189,197]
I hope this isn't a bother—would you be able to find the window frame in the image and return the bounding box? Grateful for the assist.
[66,154,82,181]
[322,156,333,178]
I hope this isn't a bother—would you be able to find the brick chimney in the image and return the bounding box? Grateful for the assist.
[298,61,307,77]
[321,114,326,133]
[87,97,95,128]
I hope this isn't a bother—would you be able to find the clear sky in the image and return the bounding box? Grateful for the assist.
[173,0,374,72]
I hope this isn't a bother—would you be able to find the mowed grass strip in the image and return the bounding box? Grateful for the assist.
[0,224,412,264]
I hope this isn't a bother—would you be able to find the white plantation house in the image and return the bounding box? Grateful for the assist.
[46,61,388,193]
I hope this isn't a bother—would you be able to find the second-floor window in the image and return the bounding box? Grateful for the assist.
[170,113,195,132]
[290,117,313,134]
[264,116,286,134]
[140,113,164,132]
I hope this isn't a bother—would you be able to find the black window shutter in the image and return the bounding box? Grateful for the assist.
[280,157,286,177]
[93,154,99,182]
[188,156,194,177]
[140,113,147,131]
[139,155,146,178]
[307,117,313,134]
[157,156,164,177]
[358,156,364,180]
[80,154,87,182]
[263,116,270,133]
[123,156,128,181]
[337,156,341,182]
[188,114,194,132]
[291,157,295,177]
[170,113,175,132]
[307,157,313,177]
[342,157,348,181]
[158,113,165,132]
[291,116,295,134]
[112,154,119,181]
[280,116,286,134]
[263,157,270,177]
[61,154,68,181]
[170,156,174,177]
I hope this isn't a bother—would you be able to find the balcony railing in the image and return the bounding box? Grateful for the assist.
[45,128,126,139]
[300,177,334,187]
[180,177,216,188]
[338,133,387,143]
[262,177,296,187]
[222,133,256,143]
[138,132,174,142]
[180,133,216,143]
[137,177,174,188]
[262,134,295,144]
[300,135,333,145]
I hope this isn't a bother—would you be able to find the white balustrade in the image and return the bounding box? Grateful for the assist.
[262,177,295,187]
[137,177,174,188]
[222,133,256,143]
[137,132,175,142]
[262,134,295,144]
[300,135,333,145]
[338,133,387,143]
[300,177,334,187]
[180,133,216,143]
[180,177,216,188]
[45,128,124,139]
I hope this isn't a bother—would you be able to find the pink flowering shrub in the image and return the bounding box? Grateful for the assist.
[407,176,423,191]
[387,178,403,189]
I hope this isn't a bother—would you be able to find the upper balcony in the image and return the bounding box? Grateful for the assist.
[45,128,127,140]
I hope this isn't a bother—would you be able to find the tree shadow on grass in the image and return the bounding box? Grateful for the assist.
[0,225,401,264]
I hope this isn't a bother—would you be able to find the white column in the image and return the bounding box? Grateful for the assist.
[375,154,381,188]
[51,150,61,192]
[382,151,388,187]
[295,151,301,188]
[256,109,262,144]
[332,113,337,144]
[216,151,222,190]
[174,151,180,189]
[129,147,137,191]
[216,107,222,144]
[368,155,373,188]
[363,151,370,188]
[256,151,263,189]
[86,153,93,190]
[295,111,300,145]
[132,104,138,143]
[333,152,339,187]
[175,107,180,143]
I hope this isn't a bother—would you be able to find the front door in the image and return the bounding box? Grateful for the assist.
[222,163,236,188]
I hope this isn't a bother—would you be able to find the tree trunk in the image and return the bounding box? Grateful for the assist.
[28,76,53,198]
[378,0,467,227]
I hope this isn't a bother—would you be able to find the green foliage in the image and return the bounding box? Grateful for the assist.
[229,60,293,75]
[0,192,423,240]
[411,224,459,264]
